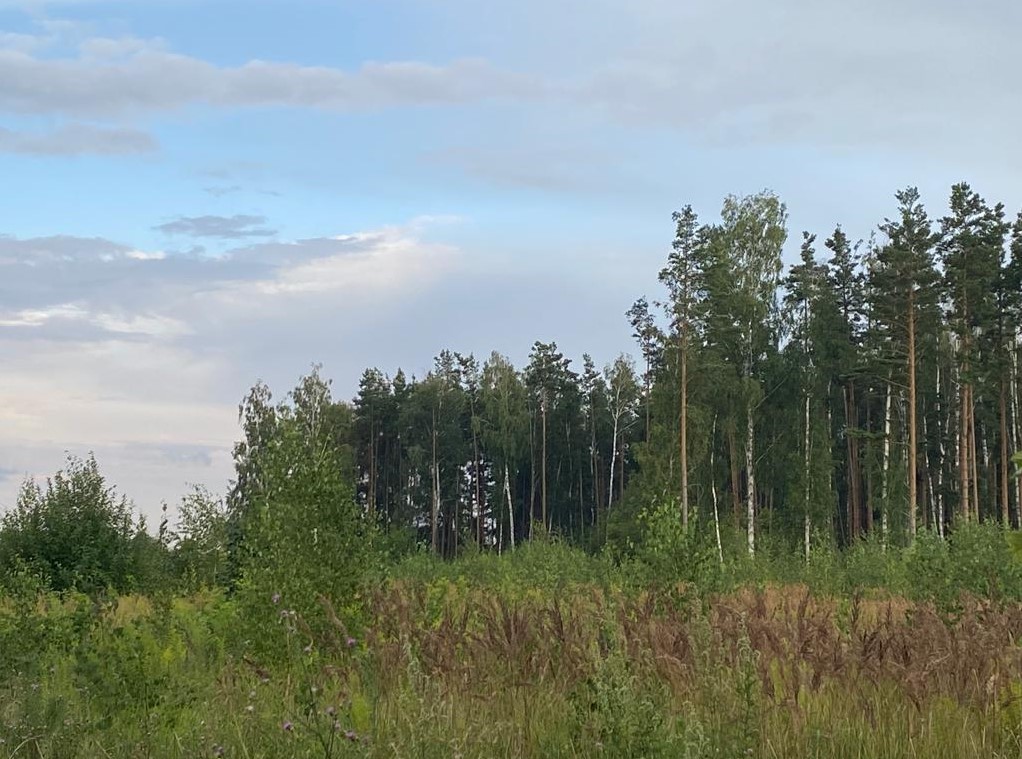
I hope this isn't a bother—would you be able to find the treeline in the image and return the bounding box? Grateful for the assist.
[345,184,1022,556]
[2,183,1022,599]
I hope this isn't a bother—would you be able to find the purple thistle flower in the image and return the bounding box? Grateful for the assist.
[346,637,357,649]
[345,730,359,742]
[282,720,294,732]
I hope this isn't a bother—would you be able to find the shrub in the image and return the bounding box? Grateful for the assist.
[0,455,162,595]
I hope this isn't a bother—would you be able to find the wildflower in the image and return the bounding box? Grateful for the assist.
[346,637,357,649]
[325,706,337,717]
[345,730,359,742]
[213,746,225,757]
[282,720,294,732]
[245,704,255,714]
[272,593,281,605]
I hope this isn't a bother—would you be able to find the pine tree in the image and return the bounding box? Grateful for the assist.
[658,205,705,529]
[625,297,663,444]
[524,342,575,534]
[825,226,868,540]
[874,188,939,541]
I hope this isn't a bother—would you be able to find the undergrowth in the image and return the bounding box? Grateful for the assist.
[4,531,1022,757]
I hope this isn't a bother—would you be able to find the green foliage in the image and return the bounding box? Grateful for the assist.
[626,500,722,593]
[172,486,229,591]
[0,454,166,595]
[229,369,377,655]
[568,651,707,757]
[386,538,622,600]
[5,532,1022,757]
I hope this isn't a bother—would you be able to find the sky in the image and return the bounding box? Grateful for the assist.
[1,0,1021,522]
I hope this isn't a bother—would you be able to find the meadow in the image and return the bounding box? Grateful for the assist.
[4,528,1022,758]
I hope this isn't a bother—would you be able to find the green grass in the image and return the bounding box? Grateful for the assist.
[4,538,1022,757]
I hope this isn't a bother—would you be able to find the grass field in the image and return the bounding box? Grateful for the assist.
[4,536,1022,758]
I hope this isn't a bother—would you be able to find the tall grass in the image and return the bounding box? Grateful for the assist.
[4,536,1022,757]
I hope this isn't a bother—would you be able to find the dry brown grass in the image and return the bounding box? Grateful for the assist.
[363,581,1022,721]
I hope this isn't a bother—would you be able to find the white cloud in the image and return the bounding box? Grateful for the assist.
[0,219,464,519]
[226,229,457,298]
[0,302,191,337]
[125,249,165,261]
[0,31,48,53]
[0,303,86,327]
[0,39,534,118]
[0,122,158,155]
[0,234,131,263]
[154,214,277,239]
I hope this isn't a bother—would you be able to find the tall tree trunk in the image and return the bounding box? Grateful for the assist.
[1013,335,1022,526]
[804,388,812,562]
[959,371,970,522]
[937,391,947,539]
[367,413,377,521]
[711,413,723,564]
[970,390,980,522]
[882,376,893,550]
[844,382,862,540]
[473,424,482,547]
[864,388,874,534]
[935,361,946,538]
[528,415,536,541]
[746,402,756,556]
[589,402,597,526]
[907,296,918,541]
[680,334,689,529]
[645,355,651,444]
[431,407,439,555]
[1001,378,1011,526]
[1014,334,1022,525]
[505,463,515,551]
[541,398,548,532]
[608,415,619,512]
[727,424,741,523]
[578,469,585,542]
[924,413,936,531]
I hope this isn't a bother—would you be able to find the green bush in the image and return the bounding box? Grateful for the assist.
[228,371,378,658]
[0,455,167,595]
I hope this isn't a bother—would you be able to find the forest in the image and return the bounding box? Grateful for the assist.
[341,182,1022,557]
[2,183,1022,757]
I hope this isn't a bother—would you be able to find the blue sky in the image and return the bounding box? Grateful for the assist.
[2,0,1021,519]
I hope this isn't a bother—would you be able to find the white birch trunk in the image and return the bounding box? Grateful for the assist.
[505,463,515,551]
[881,378,892,550]
[711,414,723,564]
[746,403,756,556]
